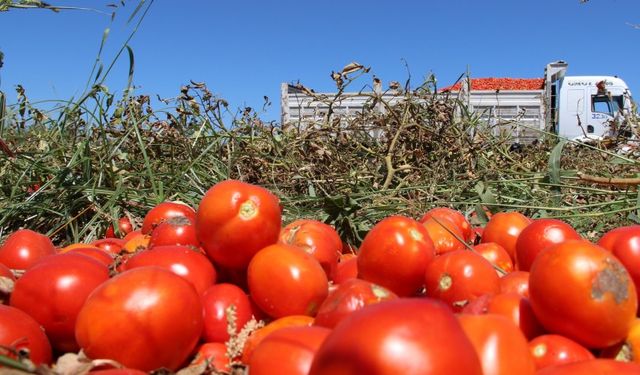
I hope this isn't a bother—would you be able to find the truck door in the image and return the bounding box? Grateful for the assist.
[561,88,585,139]
[590,93,623,138]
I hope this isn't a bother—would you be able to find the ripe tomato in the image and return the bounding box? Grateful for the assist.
[0,304,52,365]
[330,253,358,284]
[422,216,466,255]
[485,292,545,340]
[0,229,55,270]
[499,270,530,297]
[141,201,196,234]
[0,262,14,280]
[424,250,500,311]
[75,267,203,371]
[314,278,397,329]
[420,207,473,242]
[241,315,314,363]
[105,216,135,238]
[480,211,531,261]
[190,342,229,372]
[247,244,328,318]
[201,283,253,343]
[120,232,150,254]
[536,359,640,375]
[122,245,216,295]
[458,314,536,375]
[249,326,331,375]
[529,240,637,348]
[529,334,594,370]
[196,180,281,270]
[515,218,581,271]
[148,216,200,249]
[473,242,514,273]
[279,219,342,277]
[609,228,640,310]
[10,253,110,352]
[90,370,147,375]
[308,298,483,375]
[64,247,114,267]
[600,318,640,362]
[357,216,435,296]
[597,225,640,251]
[91,238,125,255]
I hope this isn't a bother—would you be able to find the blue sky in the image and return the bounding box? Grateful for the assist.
[0,0,638,122]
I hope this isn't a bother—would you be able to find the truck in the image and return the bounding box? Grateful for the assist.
[280,61,636,144]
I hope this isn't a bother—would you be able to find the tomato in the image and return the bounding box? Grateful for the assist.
[241,315,314,363]
[0,262,14,280]
[473,242,513,274]
[308,298,483,375]
[0,304,52,365]
[196,180,281,270]
[485,292,545,340]
[249,326,331,375]
[357,216,435,296]
[610,228,640,310]
[91,238,125,255]
[75,267,203,371]
[0,229,55,270]
[420,207,473,242]
[422,216,466,255]
[247,244,328,318]
[597,225,640,251]
[424,250,500,311]
[458,314,536,375]
[600,318,640,362]
[314,278,397,329]
[515,218,581,271]
[201,283,253,343]
[331,253,358,284]
[148,216,200,249]
[105,216,135,238]
[499,270,530,297]
[536,359,640,375]
[90,370,147,375]
[65,247,114,267]
[279,219,342,277]
[122,245,216,295]
[480,211,531,261]
[10,253,110,352]
[529,334,594,370]
[120,233,150,254]
[529,240,637,348]
[190,342,229,372]
[141,201,196,234]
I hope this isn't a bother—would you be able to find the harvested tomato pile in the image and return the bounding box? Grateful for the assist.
[443,77,545,91]
[1,180,640,374]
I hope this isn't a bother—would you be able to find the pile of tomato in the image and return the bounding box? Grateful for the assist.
[443,78,545,92]
[1,179,640,374]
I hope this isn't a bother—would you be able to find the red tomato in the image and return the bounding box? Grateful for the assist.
[90,370,147,375]
[148,216,200,249]
[196,180,281,270]
[247,244,328,318]
[499,270,530,297]
[0,229,55,270]
[536,359,640,375]
[597,225,640,251]
[424,250,500,311]
[105,216,135,238]
[190,342,229,372]
[249,326,331,375]
[529,334,594,370]
[122,245,216,296]
[422,216,466,255]
[141,201,196,234]
[279,219,342,277]
[314,278,398,328]
[0,304,52,365]
[357,216,435,296]
[91,238,125,255]
[0,262,15,280]
[201,283,253,343]
[65,247,114,267]
[241,315,314,363]
[485,292,545,340]
[600,318,640,362]
[473,242,514,273]
[331,253,358,284]
[515,218,581,271]
[10,253,110,352]
[75,267,203,371]
[529,240,637,348]
[458,314,536,375]
[480,211,531,261]
[308,298,483,375]
[610,228,640,309]
[420,207,473,242]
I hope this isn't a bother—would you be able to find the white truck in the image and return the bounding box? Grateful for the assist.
[280,61,635,144]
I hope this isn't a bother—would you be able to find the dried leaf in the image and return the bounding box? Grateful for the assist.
[0,276,14,294]
[341,62,364,75]
[53,353,93,375]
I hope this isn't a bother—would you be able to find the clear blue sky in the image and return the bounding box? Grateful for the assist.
[0,0,638,122]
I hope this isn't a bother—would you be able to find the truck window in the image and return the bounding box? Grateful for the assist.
[591,95,613,115]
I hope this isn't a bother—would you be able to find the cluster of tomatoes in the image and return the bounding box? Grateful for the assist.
[1,179,640,374]
[443,78,545,92]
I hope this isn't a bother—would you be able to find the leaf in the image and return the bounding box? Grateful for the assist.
[341,62,364,76]
[125,45,135,92]
[548,140,567,185]
[53,353,93,375]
